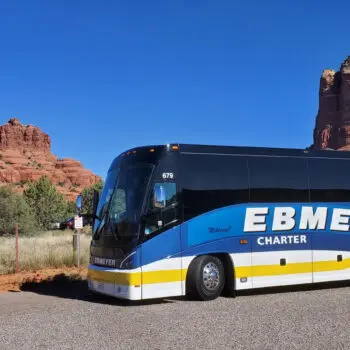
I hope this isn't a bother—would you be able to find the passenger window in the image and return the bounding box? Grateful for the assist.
[308,158,350,202]
[180,154,249,221]
[248,156,309,202]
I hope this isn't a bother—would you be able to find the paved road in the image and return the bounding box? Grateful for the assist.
[0,280,349,350]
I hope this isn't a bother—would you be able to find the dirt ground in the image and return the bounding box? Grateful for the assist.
[0,267,88,292]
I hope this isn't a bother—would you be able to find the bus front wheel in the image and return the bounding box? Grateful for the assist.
[186,255,225,301]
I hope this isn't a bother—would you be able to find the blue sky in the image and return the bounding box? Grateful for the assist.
[0,0,349,178]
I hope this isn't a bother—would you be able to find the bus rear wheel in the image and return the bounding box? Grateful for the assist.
[186,255,225,301]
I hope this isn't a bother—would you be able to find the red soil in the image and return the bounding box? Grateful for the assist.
[0,266,87,292]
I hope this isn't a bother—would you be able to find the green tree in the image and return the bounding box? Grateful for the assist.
[65,200,77,218]
[23,176,70,230]
[81,180,104,214]
[0,185,38,236]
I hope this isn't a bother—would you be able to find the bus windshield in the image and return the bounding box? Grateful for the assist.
[93,163,154,241]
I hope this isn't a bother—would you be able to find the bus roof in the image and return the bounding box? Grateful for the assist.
[177,144,350,159]
[123,143,350,160]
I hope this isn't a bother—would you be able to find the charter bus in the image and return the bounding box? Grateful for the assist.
[78,143,350,301]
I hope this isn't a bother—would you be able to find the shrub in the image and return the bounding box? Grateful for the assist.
[23,176,72,230]
[81,180,104,215]
[65,200,76,218]
[0,185,38,236]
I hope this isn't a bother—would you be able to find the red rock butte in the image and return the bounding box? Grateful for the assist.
[0,117,101,201]
[312,56,350,150]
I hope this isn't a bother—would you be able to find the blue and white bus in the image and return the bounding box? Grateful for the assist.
[77,144,350,301]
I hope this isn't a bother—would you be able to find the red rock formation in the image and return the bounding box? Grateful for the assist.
[0,118,51,153]
[313,56,350,150]
[0,118,101,201]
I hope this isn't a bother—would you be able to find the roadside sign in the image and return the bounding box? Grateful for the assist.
[74,215,83,229]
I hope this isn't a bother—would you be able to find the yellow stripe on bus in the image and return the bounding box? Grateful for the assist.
[313,258,350,272]
[236,258,350,278]
[88,269,141,285]
[236,262,312,278]
[142,270,183,284]
[88,258,350,286]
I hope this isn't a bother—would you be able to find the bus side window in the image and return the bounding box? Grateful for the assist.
[152,182,177,209]
[308,158,350,202]
[144,182,177,237]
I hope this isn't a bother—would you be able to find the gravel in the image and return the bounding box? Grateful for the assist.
[0,282,349,350]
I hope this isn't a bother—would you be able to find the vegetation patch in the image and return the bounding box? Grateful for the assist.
[0,176,104,236]
[0,176,103,282]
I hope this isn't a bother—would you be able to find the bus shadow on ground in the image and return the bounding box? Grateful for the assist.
[19,274,183,306]
[20,275,350,305]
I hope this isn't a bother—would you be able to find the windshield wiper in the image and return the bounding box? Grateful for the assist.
[93,203,110,240]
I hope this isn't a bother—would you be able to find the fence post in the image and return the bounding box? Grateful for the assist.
[72,229,81,268]
[15,223,19,273]
[77,229,80,268]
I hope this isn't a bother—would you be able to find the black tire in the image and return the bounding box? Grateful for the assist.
[186,255,225,301]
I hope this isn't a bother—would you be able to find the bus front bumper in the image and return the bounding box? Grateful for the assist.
[87,264,142,300]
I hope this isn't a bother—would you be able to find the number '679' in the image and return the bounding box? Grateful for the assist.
[162,172,174,179]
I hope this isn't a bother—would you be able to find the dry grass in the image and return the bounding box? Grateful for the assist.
[0,230,91,275]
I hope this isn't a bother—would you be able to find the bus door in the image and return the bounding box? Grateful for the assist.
[140,182,183,299]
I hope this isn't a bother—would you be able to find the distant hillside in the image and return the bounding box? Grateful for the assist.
[0,117,101,201]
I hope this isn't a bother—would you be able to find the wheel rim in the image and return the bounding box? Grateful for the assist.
[202,262,220,290]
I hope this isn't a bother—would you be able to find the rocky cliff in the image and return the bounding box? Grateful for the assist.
[313,56,350,150]
[0,118,101,201]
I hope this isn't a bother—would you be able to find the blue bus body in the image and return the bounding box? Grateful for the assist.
[87,144,350,300]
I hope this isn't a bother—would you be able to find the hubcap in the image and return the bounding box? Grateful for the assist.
[202,262,220,290]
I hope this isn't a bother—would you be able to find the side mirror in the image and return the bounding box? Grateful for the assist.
[76,194,82,214]
[92,190,99,216]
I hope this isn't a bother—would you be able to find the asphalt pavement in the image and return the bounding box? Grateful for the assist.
[0,280,349,350]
